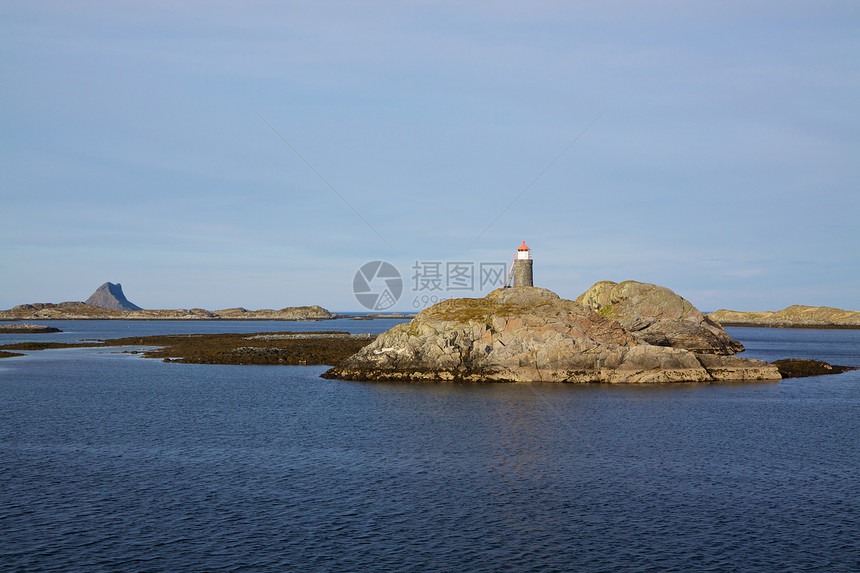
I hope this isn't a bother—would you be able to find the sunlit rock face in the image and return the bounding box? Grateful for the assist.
[575,280,745,355]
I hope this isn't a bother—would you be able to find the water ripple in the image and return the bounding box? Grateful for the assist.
[1,327,859,571]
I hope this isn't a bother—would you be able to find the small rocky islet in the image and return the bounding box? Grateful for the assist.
[0,323,63,357]
[323,283,781,383]
[0,323,62,334]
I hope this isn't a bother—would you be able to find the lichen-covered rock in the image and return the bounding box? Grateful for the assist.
[575,280,744,355]
[323,287,779,384]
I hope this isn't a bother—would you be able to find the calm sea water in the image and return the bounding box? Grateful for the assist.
[1,322,858,572]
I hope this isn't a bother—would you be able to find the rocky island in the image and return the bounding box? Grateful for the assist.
[324,283,780,384]
[708,306,860,328]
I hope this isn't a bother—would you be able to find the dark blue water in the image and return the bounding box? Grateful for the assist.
[1,323,858,572]
[726,326,860,367]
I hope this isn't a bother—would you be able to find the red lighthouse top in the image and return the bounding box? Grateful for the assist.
[517,241,530,251]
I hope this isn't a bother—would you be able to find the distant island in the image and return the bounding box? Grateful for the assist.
[0,301,335,321]
[0,281,335,321]
[708,306,860,329]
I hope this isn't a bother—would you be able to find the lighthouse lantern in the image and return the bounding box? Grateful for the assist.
[516,241,530,260]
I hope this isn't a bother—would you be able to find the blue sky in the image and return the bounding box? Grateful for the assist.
[2,1,858,312]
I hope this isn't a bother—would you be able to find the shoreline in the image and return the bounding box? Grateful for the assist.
[2,330,854,380]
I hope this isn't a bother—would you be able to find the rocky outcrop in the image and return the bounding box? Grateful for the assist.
[0,302,335,321]
[575,280,744,354]
[0,323,62,334]
[772,359,858,378]
[323,287,779,384]
[85,282,143,311]
[708,306,860,328]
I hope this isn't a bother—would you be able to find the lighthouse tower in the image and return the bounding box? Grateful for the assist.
[511,241,534,287]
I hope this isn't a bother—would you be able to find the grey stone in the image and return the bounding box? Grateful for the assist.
[85,282,143,311]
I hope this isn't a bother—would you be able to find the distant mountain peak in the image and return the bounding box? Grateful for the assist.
[85,282,143,311]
